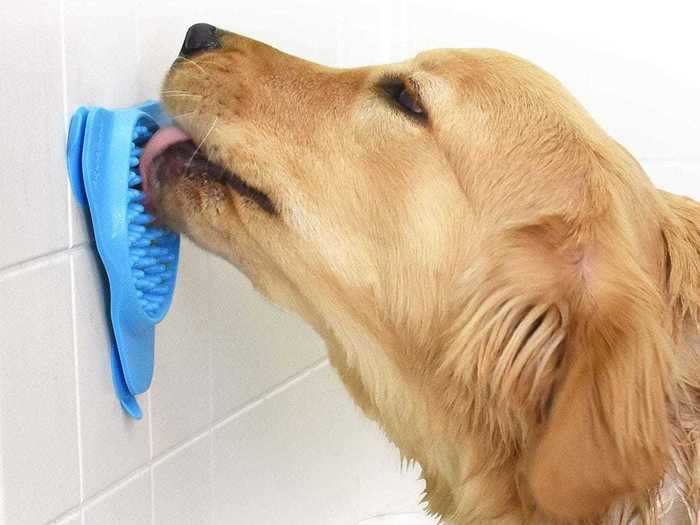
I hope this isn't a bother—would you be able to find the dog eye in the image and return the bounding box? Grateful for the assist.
[395,88,424,115]
[379,76,426,119]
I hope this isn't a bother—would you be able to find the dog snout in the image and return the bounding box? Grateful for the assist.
[179,23,221,58]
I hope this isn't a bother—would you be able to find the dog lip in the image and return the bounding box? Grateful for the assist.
[146,137,278,216]
[141,126,192,194]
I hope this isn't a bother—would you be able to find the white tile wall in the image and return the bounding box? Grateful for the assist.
[207,252,326,421]
[152,436,212,525]
[82,472,151,525]
[52,514,82,525]
[150,240,212,456]
[0,1,69,268]
[72,247,151,498]
[211,363,428,525]
[1,1,698,524]
[0,257,80,524]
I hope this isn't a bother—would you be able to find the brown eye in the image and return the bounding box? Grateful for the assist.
[378,76,426,119]
[396,87,424,115]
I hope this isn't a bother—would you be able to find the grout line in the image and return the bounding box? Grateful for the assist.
[50,465,151,524]
[58,0,69,131]
[147,393,156,521]
[55,0,81,506]
[150,428,211,468]
[208,419,215,524]
[150,357,330,468]
[206,255,215,443]
[45,355,329,522]
[58,0,73,249]
[81,465,150,510]
[149,464,156,525]
[147,390,154,460]
[212,357,330,432]
[0,425,5,521]
[206,253,216,524]
[148,430,215,521]
[46,509,81,525]
[146,356,330,462]
[0,242,91,281]
[68,253,86,503]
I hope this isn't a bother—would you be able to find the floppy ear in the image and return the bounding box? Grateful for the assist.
[526,230,674,522]
[659,190,700,328]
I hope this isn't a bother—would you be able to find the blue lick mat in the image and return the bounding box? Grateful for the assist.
[66,101,180,419]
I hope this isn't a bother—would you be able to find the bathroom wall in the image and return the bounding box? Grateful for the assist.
[1,1,699,524]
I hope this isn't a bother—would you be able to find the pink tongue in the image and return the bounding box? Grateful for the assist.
[140,126,192,191]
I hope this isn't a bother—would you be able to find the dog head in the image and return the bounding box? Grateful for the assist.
[145,26,700,522]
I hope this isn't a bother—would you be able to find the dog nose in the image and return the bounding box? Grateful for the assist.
[180,23,221,57]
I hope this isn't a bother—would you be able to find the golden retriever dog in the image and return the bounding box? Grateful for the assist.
[141,24,700,524]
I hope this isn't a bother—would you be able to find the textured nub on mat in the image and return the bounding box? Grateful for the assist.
[126,119,178,319]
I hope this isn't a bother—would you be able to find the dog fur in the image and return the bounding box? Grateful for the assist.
[149,31,700,524]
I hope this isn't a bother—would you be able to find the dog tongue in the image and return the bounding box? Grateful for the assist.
[140,126,192,191]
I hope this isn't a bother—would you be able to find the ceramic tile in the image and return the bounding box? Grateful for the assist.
[152,435,212,525]
[0,258,80,523]
[150,239,212,456]
[63,0,145,246]
[207,253,325,421]
[0,1,69,268]
[72,247,151,497]
[83,471,151,525]
[51,513,82,525]
[212,364,428,524]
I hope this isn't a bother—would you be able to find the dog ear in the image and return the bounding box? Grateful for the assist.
[439,216,574,430]
[526,225,673,522]
[659,190,700,329]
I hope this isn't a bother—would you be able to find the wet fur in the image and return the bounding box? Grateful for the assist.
[151,32,700,524]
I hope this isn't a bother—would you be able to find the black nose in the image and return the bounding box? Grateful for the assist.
[180,23,221,57]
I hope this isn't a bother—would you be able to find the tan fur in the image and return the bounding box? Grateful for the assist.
[151,31,700,524]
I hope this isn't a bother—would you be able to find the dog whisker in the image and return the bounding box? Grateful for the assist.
[178,56,208,75]
[162,93,203,99]
[191,60,223,68]
[186,116,219,169]
[171,110,196,118]
[170,111,198,127]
